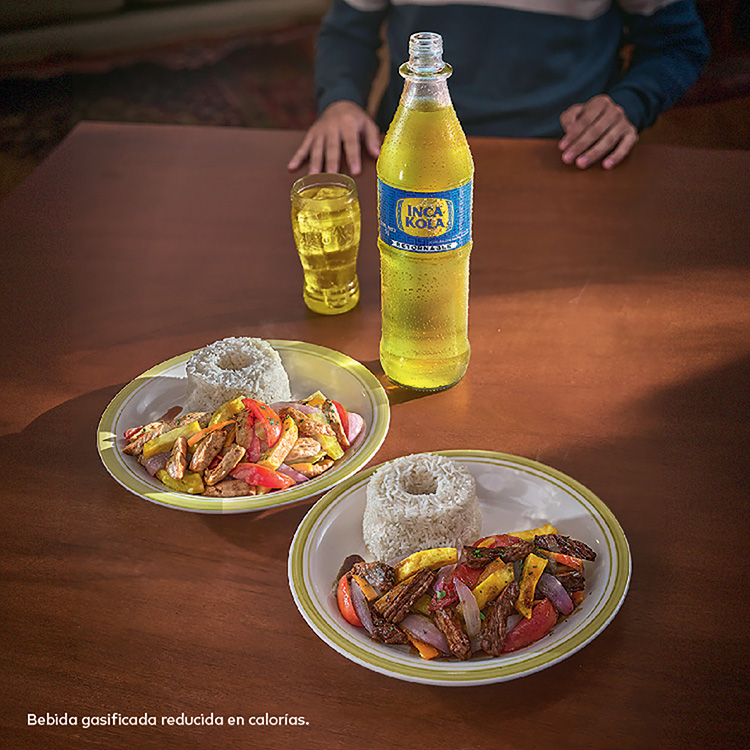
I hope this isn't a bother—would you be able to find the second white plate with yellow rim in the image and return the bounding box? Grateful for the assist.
[288,449,631,685]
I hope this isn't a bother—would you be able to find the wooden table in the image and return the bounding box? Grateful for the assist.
[1,123,748,750]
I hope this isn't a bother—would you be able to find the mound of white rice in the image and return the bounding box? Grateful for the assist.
[185,336,292,412]
[363,453,482,560]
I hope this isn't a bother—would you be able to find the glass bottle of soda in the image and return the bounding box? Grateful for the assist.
[377,31,474,391]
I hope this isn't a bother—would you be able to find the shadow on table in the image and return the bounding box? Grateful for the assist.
[3,350,747,534]
[360,358,453,406]
[4,349,747,529]
[533,353,750,746]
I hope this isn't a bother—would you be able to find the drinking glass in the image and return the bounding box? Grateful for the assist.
[291,173,361,315]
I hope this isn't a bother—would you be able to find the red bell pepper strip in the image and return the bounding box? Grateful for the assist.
[331,399,349,438]
[242,398,283,447]
[501,598,558,653]
[535,549,584,572]
[230,462,296,489]
[337,575,363,627]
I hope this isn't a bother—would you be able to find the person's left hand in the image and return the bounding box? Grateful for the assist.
[558,94,638,170]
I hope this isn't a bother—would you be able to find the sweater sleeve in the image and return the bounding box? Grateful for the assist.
[609,0,711,130]
[315,0,390,114]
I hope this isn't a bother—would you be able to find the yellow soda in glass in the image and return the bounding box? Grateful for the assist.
[377,32,474,390]
[291,173,361,315]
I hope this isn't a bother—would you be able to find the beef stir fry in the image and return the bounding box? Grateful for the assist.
[335,525,596,660]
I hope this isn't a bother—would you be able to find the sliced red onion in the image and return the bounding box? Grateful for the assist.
[349,576,374,635]
[144,451,170,476]
[400,614,450,654]
[434,563,456,592]
[537,573,574,615]
[346,412,364,444]
[270,401,321,415]
[277,463,309,483]
[454,579,481,639]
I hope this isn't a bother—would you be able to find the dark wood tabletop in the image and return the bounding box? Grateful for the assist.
[1,122,748,750]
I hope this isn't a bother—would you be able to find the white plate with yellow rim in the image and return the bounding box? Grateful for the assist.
[97,340,390,513]
[288,450,631,685]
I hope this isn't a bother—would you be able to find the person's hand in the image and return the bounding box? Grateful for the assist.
[558,95,638,170]
[287,100,382,175]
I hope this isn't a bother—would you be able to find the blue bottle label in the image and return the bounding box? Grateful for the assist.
[378,180,473,253]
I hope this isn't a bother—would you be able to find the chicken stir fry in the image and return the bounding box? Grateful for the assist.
[121,392,365,497]
[335,524,596,660]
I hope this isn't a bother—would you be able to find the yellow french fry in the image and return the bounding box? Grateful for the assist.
[508,523,558,541]
[472,562,515,610]
[393,547,458,583]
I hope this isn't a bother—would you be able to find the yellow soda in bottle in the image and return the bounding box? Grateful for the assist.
[377,31,474,390]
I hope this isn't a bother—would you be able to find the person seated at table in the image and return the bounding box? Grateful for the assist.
[288,0,710,174]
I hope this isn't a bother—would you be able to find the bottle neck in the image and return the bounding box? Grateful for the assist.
[399,73,453,111]
[398,31,453,110]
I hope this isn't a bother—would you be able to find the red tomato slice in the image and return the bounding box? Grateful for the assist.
[501,598,558,653]
[331,399,349,437]
[230,462,295,489]
[337,575,363,627]
[242,398,283,447]
[452,563,482,590]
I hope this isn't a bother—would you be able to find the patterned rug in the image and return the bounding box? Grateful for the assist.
[0,32,318,165]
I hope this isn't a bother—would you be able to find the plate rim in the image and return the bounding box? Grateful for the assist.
[288,448,632,685]
[96,339,390,513]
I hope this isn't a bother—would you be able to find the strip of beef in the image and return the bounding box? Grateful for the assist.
[166,436,189,480]
[291,457,334,478]
[202,479,256,497]
[122,421,169,455]
[322,399,350,449]
[234,408,254,451]
[204,444,246,485]
[375,568,436,623]
[350,561,396,595]
[171,411,211,429]
[278,406,336,439]
[189,429,226,473]
[433,607,471,660]
[463,539,535,568]
[370,613,409,645]
[534,534,597,561]
[555,570,586,593]
[463,546,505,568]
[480,580,520,656]
[284,437,323,463]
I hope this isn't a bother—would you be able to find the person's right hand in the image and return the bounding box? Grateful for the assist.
[287,100,382,176]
